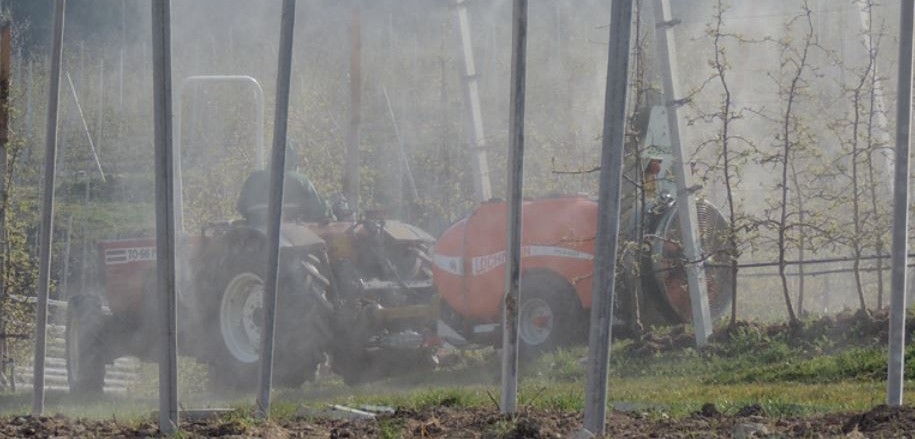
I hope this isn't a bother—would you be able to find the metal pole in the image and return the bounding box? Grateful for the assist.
[79,174,89,295]
[454,0,493,202]
[344,7,361,209]
[652,0,712,345]
[61,215,73,299]
[65,72,105,181]
[151,0,179,433]
[382,85,419,202]
[96,58,104,157]
[0,20,11,388]
[0,21,9,262]
[174,76,266,168]
[78,41,84,87]
[120,0,126,110]
[26,61,33,137]
[173,75,266,233]
[581,0,633,436]
[886,0,913,408]
[257,0,297,419]
[500,0,527,416]
[32,0,65,416]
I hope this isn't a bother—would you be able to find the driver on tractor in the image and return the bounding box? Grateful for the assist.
[236,142,333,226]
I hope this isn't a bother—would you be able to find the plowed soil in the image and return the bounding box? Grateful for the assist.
[2,404,915,438]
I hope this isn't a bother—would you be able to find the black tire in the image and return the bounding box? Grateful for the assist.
[273,281,332,389]
[195,230,332,393]
[517,272,583,357]
[66,295,108,395]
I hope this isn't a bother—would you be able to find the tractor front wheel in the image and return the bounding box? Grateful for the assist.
[197,231,332,393]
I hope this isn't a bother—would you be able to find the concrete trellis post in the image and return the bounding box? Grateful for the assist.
[256,0,297,419]
[454,0,493,202]
[32,0,66,417]
[151,0,179,433]
[886,0,914,408]
[651,0,712,346]
[581,0,634,436]
[500,0,527,416]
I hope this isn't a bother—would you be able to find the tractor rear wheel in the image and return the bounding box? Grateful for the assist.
[517,272,583,357]
[196,232,332,393]
[66,295,108,395]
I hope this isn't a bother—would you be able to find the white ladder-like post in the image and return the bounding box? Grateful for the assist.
[651,0,712,345]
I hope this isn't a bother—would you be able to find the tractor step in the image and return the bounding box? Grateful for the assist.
[362,279,434,291]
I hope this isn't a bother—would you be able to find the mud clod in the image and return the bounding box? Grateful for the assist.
[699,402,721,418]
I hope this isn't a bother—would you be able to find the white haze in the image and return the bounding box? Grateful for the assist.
[6,0,911,409]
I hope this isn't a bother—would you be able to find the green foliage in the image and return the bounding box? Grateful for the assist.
[377,417,405,439]
[532,389,583,412]
[525,348,585,383]
[482,419,516,439]
[714,345,915,385]
[311,385,491,413]
[711,326,795,365]
[395,387,482,410]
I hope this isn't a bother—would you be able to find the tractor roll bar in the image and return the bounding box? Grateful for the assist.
[173,75,266,233]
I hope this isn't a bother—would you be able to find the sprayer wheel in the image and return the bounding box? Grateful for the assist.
[517,272,583,357]
[66,294,108,395]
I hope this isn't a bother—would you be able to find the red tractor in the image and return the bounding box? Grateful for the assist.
[67,210,438,393]
[65,76,439,394]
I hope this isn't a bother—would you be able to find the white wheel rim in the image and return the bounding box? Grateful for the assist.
[519,298,554,346]
[220,273,264,363]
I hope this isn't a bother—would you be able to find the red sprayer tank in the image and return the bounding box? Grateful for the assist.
[433,195,597,322]
[432,194,734,334]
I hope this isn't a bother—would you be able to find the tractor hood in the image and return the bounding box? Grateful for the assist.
[383,220,435,244]
[277,223,326,249]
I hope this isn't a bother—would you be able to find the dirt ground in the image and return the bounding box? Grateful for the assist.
[1,404,915,438]
[3,311,911,438]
